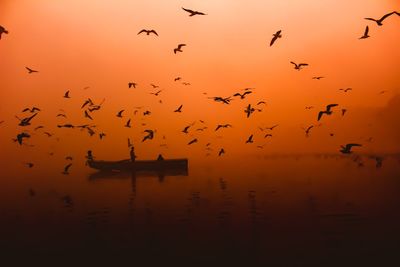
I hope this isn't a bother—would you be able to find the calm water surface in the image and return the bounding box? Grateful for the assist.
[1,156,400,266]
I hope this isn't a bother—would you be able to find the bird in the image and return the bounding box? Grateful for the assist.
[290,61,309,70]
[125,119,131,128]
[246,135,254,144]
[305,106,314,110]
[84,110,93,120]
[137,29,158,36]
[188,138,198,145]
[257,101,266,106]
[142,130,154,142]
[174,44,186,54]
[65,156,73,161]
[340,144,362,154]
[364,11,400,26]
[264,134,273,138]
[182,82,191,86]
[43,132,53,137]
[23,162,34,168]
[215,124,232,131]
[303,125,314,137]
[182,7,207,16]
[150,83,159,88]
[63,90,70,98]
[99,133,106,140]
[128,82,137,88]
[233,91,252,99]
[17,113,38,126]
[62,163,72,174]
[34,125,44,130]
[56,113,67,118]
[312,76,324,80]
[359,26,370,39]
[264,124,279,131]
[209,96,232,104]
[317,104,339,121]
[25,67,38,74]
[22,107,41,113]
[339,88,352,92]
[0,25,9,39]
[81,99,93,109]
[244,104,256,118]
[116,110,125,118]
[174,105,183,113]
[218,148,225,156]
[174,77,182,81]
[182,125,191,134]
[150,90,162,96]
[16,132,30,145]
[270,30,282,46]
[341,109,347,116]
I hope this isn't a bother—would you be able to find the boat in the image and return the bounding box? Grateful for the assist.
[87,158,188,172]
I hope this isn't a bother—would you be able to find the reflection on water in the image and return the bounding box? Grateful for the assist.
[1,156,400,266]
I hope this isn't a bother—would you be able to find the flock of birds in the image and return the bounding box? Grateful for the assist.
[1,7,400,175]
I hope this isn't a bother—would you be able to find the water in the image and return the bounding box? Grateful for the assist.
[1,156,400,266]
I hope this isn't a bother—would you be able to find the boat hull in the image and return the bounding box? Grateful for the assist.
[87,158,188,172]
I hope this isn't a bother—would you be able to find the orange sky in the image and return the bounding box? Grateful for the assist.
[1,0,400,163]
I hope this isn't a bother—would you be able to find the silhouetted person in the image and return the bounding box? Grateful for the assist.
[130,146,136,162]
[157,154,164,161]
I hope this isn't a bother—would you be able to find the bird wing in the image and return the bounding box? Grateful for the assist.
[178,44,186,49]
[290,61,297,67]
[150,30,158,36]
[347,143,362,149]
[26,113,38,122]
[364,25,369,35]
[64,164,72,172]
[182,7,194,14]
[270,36,277,46]
[380,11,396,21]
[299,63,309,67]
[364,17,377,22]
[137,29,146,35]
[326,104,339,110]
[318,111,325,121]
[22,108,30,112]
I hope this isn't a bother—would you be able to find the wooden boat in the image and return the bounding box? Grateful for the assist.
[87,158,188,172]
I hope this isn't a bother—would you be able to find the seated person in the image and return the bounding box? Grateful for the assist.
[157,154,164,161]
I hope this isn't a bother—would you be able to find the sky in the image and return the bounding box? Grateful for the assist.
[1,0,400,164]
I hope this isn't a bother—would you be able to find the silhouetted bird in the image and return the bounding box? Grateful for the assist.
[23,162,34,168]
[125,119,131,128]
[174,105,183,112]
[116,110,124,118]
[0,25,9,39]
[264,134,273,138]
[340,144,362,154]
[270,30,282,46]
[218,148,225,156]
[182,125,191,134]
[84,110,93,120]
[25,67,38,74]
[257,101,266,106]
[264,124,279,131]
[43,132,53,137]
[63,90,70,98]
[99,133,106,139]
[318,104,339,121]
[244,104,255,118]
[312,76,324,80]
[290,61,309,70]
[341,109,347,116]
[188,138,198,145]
[142,130,154,142]
[303,125,314,137]
[22,107,40,113]
[138,29,158,36]
[246,135,254,143]
[34,125,44,130]
[174,44,186,54]
[150,90,162,96]
[364,11,399,26]
[359,26,370,39]
[16,132,30,145]
[17,113,38,126]
[62,163,72,174]
[65,156,73,161]
[174,77,182,81]
[128,82,137,88]
[233,91,252,99]
[81,99,93,109]
[182,7,207,16]
[305,106,314,109]
[215,124,232,131]
[56,113,67,118]
[209,96,232,104]
[339,88,352,92]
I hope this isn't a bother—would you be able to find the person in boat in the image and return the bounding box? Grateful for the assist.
[130,146,136,162]
[157,154,164,161]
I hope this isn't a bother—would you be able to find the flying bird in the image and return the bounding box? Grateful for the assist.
[339,88,352,92]
[364,11,400,26]
[359,26,370,39]
[174,105,183,113]
[23,162,34,168]
[341,109,347,116]
[128,82,137,88]
[81,99,93,109]
[257,101,266,106]
[215,124,232,131]
[63,90,70,98]
[34,125,44,130]
[150,90,162,96]
[25,67,38,74]
[182,7,207,16]
[182,125,191,134]
[174,77,182,81]
[125,119,131,128]
[270,30,282,46]
[22,107,41,113]
[84,110,93,120]
[290,61,309,70]
[0,25,9,39]
[150,83,159,88]
[303,125,314,137]
[317,104,339,121]
[264,134,273,138]
[137,29,158,36]
[16,132,30,145]
[99,133,106,140]
[233,91,252,99]
[340,144,362,154]
[312,76,324,80]
[174,44,186,54]
[116,110,125,118]
[17,113,38,126]
[142,130,154,142]
[244,104,256,118]
[246,135,254,144]
[218,148,225,156]
[188,138,198,145]
[264,124,279,131]
[62,163,72,175]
